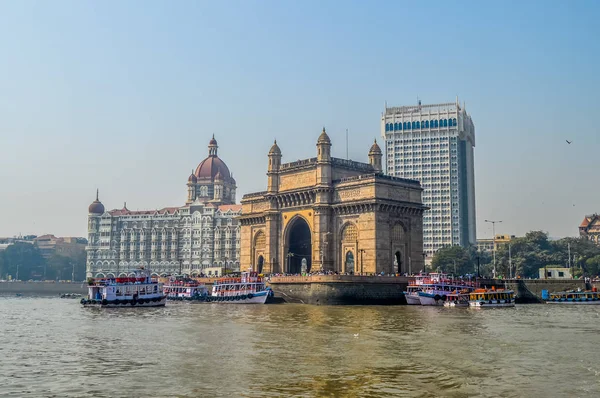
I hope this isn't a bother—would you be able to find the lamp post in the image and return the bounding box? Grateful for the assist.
[508,243,512,279]
[71,262,75,282]
[485,219,502,278]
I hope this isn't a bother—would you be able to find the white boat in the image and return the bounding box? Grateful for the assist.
[404,285,423,305]
[81,268,166,308]
[443,291,470,307]
[418,283,475,306]
[163,278,209,301]
[208,272,272,304]
[403,273,448,305]
[468,288,515,308]
[544,289,600,304]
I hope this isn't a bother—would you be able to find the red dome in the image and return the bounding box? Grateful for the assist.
[194,156,231,180]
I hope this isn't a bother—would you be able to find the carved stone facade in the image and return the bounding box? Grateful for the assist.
[239,129,426,275]
[86,138,241,278]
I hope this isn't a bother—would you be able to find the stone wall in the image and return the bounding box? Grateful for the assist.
[268,275,410,305]
[0,282,87,296]
[478,279,588,303]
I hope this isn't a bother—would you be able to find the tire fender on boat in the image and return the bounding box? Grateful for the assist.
[434,294,441,301]
[248,293,254,299]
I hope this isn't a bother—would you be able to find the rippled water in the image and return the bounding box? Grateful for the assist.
[0,298,599,397]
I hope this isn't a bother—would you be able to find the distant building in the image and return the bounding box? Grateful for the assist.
[86,137,241,278]
[579,214,600,245]
[476,234,516,252]
[539,267,572,279]
[381,99,476,262]
[33,235,87,259]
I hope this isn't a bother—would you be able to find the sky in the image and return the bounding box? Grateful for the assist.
[0,0,599,239]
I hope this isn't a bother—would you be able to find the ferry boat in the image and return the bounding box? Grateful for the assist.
[443,291,470,307]
[163,278,209,301]
[543,288,600,304]
[403,273,448,305]
[418,283,475,306]
[468,288,515,308]
[207,272,272,304]
[81,268,166,308]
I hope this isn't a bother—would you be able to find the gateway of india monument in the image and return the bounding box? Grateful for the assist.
[239,128,427,275]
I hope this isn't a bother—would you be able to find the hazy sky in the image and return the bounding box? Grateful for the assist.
[1,1,598,239]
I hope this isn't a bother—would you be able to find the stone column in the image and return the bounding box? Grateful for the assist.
[264,211,280,274]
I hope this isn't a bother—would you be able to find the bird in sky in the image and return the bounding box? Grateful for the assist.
[566,140,572,144]
[353,333,359,338]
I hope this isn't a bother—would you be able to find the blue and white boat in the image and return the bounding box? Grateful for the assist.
[208,272,272,304]
[418,283,475,306]
[81,268,166,308]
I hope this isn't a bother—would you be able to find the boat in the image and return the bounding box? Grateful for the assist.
[163,278,209,301]
[81,268,166,308]
[403,273,448,305]
[404,285,423,305]
[543,288,600,304]
[443,291,470,307]
[468,288,515,308]
[207,272,272,304]
[418,282,475,306]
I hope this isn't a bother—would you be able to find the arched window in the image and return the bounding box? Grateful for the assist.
[453,118,457,126]
[443,119,448,127]
[411,121,415,129]
[403,122,407,130]
[439,119,443,127]
[416,121,420,129]
[385,123,389,132]
[394,122,398,131]
[434,120,438,128]
[398,122,402,131]
[425,120,429,128]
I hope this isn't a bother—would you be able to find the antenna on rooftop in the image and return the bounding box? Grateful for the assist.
[346,129,349,160]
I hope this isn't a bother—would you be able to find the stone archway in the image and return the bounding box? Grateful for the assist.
[345,251,355,274]
[395,251,402,274]
[257,255,264,274]
[286,217,312,274]
[340,223,358,273]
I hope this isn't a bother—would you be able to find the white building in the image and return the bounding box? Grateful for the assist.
[86,137,242,278]
[381,99,476,261]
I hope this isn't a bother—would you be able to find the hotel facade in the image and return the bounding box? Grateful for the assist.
[85,137,241,278]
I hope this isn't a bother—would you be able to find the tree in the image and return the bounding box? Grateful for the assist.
[585,255,600,277]
[430,246,475,276]
[0,243,45,280]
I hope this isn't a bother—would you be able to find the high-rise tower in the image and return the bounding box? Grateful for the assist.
[381,99,476,261]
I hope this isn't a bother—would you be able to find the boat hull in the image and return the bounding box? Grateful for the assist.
[404,293,421,305]
[468,300,515,308]
[209,291,269,304]
[444,301,469,308]
[418,292,445,306]
[545,300,600,305]
[81,296,167,308]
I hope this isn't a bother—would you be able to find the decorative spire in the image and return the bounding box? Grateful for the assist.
[96,189,99,201]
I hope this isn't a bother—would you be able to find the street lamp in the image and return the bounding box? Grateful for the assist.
[485,219,502,278]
